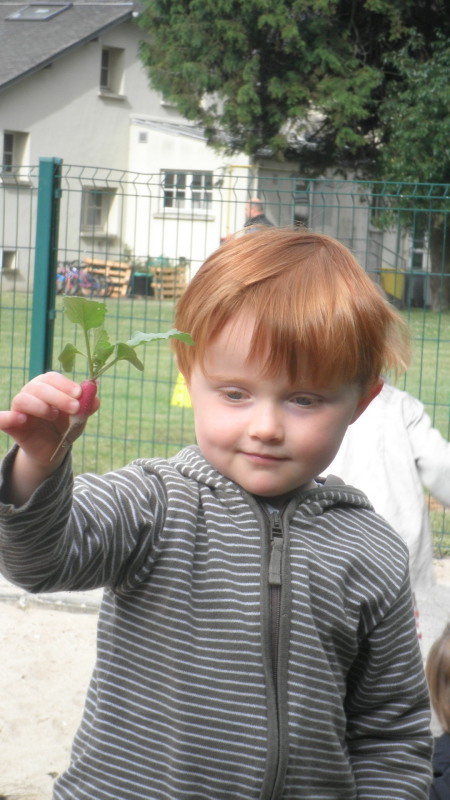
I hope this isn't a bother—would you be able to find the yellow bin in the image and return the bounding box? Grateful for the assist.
[380,267,405,301]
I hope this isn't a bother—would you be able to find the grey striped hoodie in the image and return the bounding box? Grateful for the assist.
[0,445,432,800]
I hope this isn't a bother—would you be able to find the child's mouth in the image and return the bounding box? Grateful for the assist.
[242,451,286,464]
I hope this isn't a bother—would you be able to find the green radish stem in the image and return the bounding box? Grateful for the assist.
[50,379,98,461]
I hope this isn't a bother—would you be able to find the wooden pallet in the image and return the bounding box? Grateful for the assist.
[148,265,187,300]
[84,258,132,298]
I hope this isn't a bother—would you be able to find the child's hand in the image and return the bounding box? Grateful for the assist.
[0,372,99,467]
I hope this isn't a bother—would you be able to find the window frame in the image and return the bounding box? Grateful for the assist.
[1,130,29,180]
[161,170,213,212]
[99,46,125,97]
[80,187,117,234]
[0,250,17,272]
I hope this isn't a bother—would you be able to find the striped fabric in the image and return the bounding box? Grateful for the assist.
[0,445,432,799]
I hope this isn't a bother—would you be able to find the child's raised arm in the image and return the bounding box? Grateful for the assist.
[0,372,99,506]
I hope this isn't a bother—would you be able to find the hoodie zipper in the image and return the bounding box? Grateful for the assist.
[268,511,283,693]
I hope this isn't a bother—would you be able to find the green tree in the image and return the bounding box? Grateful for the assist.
[137,0,449,172]
[379,34,450,309]
[137,1,450,306]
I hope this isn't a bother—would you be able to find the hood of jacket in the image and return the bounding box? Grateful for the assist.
[162,444,376,518]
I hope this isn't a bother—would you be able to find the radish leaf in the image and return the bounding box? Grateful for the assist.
[63,296,106,330]
[114,343,145,371]
[58,343,84,372]
[58,297,192,381]
[92,329,114,374]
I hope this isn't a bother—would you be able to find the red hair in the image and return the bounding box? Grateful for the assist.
[173,227,409,389]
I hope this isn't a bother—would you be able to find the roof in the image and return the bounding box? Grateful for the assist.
[0,0,137,93]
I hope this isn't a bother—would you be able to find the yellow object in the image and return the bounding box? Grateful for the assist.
[380,267,405,301]
[171,373,191,408]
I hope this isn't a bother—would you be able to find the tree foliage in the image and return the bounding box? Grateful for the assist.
[380,34,450,185]
[137,0,450,180]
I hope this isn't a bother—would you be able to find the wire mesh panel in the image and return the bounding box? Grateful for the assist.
[0,167,38,417]
[0,164,449,552]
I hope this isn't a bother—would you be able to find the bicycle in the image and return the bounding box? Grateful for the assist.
[56,262,108,297]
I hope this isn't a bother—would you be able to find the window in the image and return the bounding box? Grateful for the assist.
[162,171,213,211]
[99,47,124,96]
[0,250,17,271]
[100,49,110,89]
[81,188,116,233]
[411,227,427,270]
[3,133,14,172]
[2,131,29,177]
[6,3,70,20]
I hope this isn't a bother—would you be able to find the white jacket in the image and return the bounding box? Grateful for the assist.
[327,383,450,591]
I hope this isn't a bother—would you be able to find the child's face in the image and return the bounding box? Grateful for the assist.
[185,314,380,497]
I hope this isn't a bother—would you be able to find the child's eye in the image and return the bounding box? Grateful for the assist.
[291,395,315,407]
[223,389,245,401]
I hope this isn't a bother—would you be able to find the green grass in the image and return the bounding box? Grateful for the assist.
[430,507,450,558]
[397,309,450,439]
[1,293,449,553]
[0,292,195,475]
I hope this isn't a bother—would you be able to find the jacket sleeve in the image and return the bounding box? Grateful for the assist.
[0,446,166,594]
[403,392,450,507]
[345,565,433,799]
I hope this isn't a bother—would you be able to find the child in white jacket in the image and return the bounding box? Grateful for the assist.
[327,383,450,593]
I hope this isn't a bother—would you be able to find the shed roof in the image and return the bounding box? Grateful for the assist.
[0,0,136,92]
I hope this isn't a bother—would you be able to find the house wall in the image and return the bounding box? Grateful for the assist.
[126,120,252,276]
[0,17,253,286]
[0,21,164,168]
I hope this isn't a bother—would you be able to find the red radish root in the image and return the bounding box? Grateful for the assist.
[50,379,98,461]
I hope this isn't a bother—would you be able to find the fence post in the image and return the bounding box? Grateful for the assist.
[29,157,62,379]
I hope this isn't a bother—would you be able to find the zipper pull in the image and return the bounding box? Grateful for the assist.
[268,511,283,586]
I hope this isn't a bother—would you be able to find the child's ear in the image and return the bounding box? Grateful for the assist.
[350,379,383,424]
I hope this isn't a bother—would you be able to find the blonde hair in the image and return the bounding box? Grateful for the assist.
[173,227,410,389]
[426,623,450,733]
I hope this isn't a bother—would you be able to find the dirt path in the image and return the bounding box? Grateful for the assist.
[1,602,98,800]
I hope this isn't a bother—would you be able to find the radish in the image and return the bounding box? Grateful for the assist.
[50,379,98,461]
[50,296,193,461]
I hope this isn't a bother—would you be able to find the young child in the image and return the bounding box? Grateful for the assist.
[426,624,450,798]
[327,382,450,597]
[0,228,432,799]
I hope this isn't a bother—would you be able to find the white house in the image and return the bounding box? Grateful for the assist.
[0,0,253,289]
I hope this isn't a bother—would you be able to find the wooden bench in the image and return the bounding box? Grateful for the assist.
[84,258,132,298]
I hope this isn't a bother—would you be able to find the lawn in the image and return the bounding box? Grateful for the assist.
[0,292,196,475]
[1,293,449,552]
[397,308,450,438]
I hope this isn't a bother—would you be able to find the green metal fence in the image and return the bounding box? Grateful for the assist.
[1,160,449,552]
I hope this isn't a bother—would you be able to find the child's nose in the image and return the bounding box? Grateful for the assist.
[248,402,284,442]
